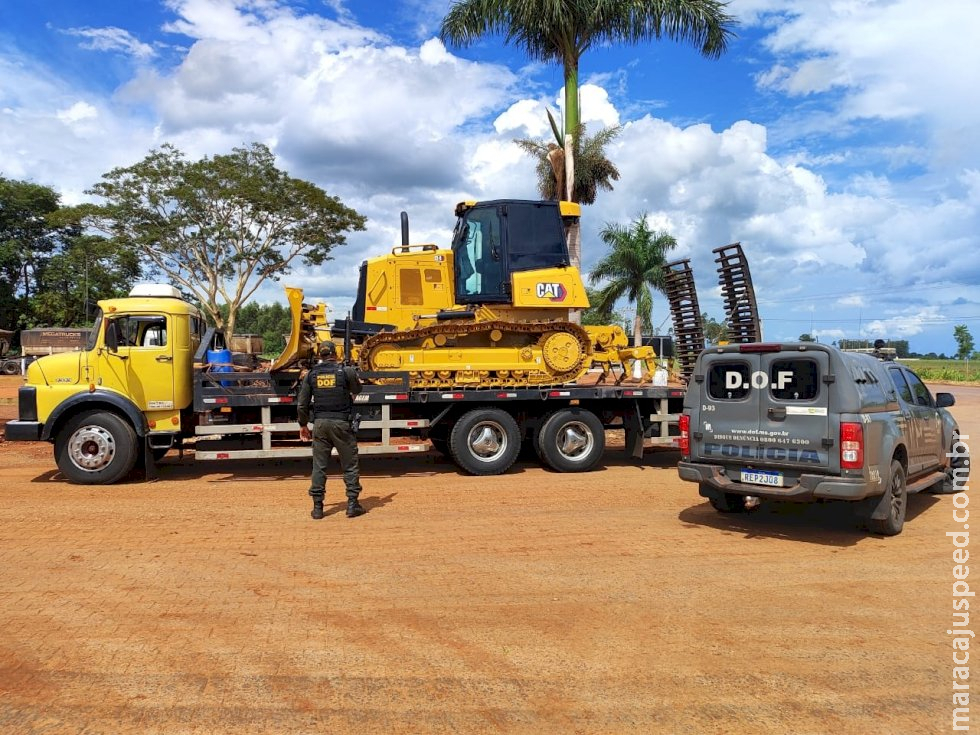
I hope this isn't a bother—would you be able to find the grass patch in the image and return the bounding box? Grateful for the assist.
[903,359,980,383]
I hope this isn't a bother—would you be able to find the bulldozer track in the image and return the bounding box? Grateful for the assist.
[663,258,704,384]
[359,318,594,389]
[714,243,761,344]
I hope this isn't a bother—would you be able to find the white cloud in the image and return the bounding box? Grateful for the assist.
[64,26,156,58]
[863,306,944,338]
[56,101,98,124]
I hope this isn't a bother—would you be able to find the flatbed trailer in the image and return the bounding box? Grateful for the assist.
[189,368,684,475]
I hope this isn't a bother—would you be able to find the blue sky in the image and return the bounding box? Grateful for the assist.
[1,0,977,354]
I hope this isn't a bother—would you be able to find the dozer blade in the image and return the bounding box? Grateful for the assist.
[714,243,761,344]
[663,258,704,384]
[269,287,330,372]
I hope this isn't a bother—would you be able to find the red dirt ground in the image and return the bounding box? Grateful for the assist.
[0,375,976,733]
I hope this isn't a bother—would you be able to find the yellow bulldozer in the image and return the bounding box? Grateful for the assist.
[315,198,656,389]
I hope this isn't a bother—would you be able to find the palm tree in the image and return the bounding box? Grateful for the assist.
[514,111,621,204]
[589,215,677,347]
[441,0,736,264]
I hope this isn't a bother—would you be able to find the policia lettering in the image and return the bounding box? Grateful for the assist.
[297,341,365,519]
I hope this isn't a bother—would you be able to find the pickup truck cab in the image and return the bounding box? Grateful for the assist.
[677,342,966,535]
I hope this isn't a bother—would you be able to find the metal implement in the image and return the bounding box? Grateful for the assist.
[714,243,761,344]
[662,258,704,384]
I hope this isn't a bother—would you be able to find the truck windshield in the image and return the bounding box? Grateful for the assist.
[86,310,103,351]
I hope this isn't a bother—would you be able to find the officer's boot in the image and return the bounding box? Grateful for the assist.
[311,497,325,520]
[346,498,365,518]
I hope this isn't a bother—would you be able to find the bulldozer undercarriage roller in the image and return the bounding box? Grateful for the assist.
[358,319,594,388]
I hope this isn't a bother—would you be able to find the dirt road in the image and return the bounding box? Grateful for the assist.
[0,378,976,734]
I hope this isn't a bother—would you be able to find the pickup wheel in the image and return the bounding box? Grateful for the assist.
[869,459,907,536]
[449,408,521,476]
[535,408,605,473]
[706,489,746,513]
[55,410,138,485]
[931,436,970,494]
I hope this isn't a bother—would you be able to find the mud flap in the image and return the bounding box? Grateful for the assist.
[624,404,644,459]
[855,491,890,521]
[144,435,158,482]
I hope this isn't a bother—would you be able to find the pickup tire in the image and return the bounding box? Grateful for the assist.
[930,436,969,494]
[868,459,907,536]
[535,408,605,473]
[55,410,138,485]
[706,489,746,513]
[449,408,521,476]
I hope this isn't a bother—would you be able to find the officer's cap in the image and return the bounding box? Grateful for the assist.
[317,340,338,357]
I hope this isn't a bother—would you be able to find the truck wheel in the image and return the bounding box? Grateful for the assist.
[1,361,18,375]
[707,490,746,513]
[535,408,605,472]
[869,459,907,536]
[55,410,138,485]
[449,408,521,476]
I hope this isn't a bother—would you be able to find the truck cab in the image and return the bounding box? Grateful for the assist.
[8,285,203,483]
[677,342,964,535]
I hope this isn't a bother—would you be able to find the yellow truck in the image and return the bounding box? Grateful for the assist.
[7,200,686,485]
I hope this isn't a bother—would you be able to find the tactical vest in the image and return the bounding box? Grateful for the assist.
[308,364,352,419]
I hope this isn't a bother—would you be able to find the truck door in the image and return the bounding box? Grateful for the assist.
[106,314,176,414]
[889,367,938,475]
[694,352,762,464]
[757,350,831,469]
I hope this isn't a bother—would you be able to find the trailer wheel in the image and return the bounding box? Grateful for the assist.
[536,408,605,472]
[449,408,521,476]
[1,361,18,375]
[55,410,138,485]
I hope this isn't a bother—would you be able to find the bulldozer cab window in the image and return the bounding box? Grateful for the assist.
[453,208,507,303]
[506,201,568,270]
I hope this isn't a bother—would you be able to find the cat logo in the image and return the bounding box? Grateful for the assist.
[535,282,567,302]
[316,374,337,388]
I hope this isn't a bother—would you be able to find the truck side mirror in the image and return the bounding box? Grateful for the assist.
[936,392,955,408]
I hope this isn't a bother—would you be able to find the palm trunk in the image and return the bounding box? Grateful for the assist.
[633,313,642,347]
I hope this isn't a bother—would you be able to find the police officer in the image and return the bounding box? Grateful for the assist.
[297,339,365,520]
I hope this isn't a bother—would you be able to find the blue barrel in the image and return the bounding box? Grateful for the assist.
[206,348,235,386]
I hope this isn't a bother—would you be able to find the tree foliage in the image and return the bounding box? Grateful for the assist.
[954,324,975,360]
[76,143,366,337]
[514,118,621,204]
[701,312,729,345]
[0,176,139,333]
[588,215,677,346]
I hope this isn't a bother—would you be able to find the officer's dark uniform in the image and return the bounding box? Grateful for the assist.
[297,341,364,519]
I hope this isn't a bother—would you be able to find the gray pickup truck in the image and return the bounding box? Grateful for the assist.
[677,342,967,535]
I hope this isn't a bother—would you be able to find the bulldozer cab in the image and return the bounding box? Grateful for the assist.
[451,200,572,305]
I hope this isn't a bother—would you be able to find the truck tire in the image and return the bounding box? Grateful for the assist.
[535,407,605,472]
[449,407,521,476]
[55,410,138,485]
[1,361,18,375]
[705,488,746,513]
[868,459,907,536]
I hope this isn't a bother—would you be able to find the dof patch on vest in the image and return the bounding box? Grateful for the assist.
[316,374,337,388]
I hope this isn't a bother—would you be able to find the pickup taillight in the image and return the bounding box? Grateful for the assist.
[679,413,690,458]
[840,422,864,469]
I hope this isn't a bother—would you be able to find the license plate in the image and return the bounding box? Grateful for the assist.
[740,469,783,487]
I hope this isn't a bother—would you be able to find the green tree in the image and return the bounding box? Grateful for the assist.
[798,333,815,342]
[30,234,141,327]
[588,215,677,346]
[514,111,621,205]
[0,177,62,329]
[441,0,735,269]
[581,285,625,327]
[954,324,975,360]
[76,143,366,337]
[701,312,728,345]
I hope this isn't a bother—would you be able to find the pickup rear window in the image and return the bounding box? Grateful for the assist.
[769,359,819,401]
[707,362,751,400]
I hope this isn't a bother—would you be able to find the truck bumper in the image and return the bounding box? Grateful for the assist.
[5,420,43,441]
[677,461,877,502]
